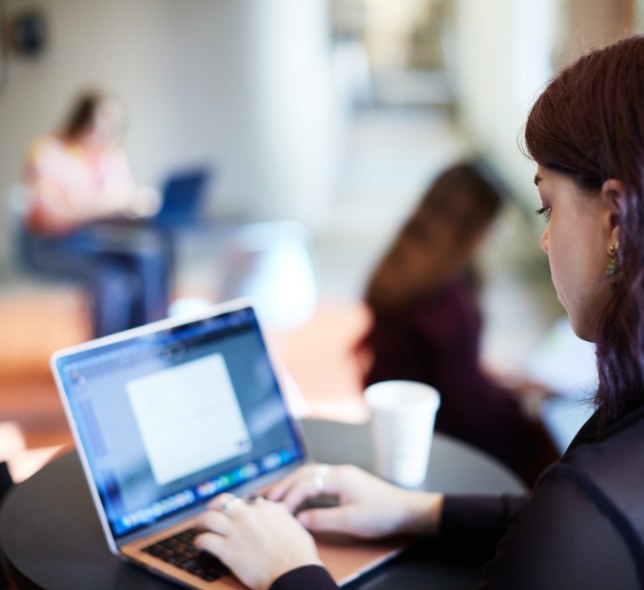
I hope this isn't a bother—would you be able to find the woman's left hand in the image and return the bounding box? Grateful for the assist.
[194,493,322,590]
[125,186,162,218]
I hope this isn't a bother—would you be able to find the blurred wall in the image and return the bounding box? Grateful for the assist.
[0,0,338,244]
[557,0,635,67]
[1,0,638,266]
[453,0,637,207]
[453,0,555,207]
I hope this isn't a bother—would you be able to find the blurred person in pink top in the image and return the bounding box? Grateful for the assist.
[22,90,171,337]
[24,91,160,234]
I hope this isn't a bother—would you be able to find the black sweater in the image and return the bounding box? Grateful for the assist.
[270,404,644,590]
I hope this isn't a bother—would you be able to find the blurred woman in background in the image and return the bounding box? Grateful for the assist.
[22,90,171,337]
[357,161,559,486]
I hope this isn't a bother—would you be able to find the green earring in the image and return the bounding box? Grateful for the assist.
[606,243,619,276]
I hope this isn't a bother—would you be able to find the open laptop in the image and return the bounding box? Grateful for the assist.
[51,298,406,589]
[152,166,211,228]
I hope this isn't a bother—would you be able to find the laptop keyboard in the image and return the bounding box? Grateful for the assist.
[142,527,230,582]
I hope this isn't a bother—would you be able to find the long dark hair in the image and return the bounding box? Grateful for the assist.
[60,91,103,141]
[364,160,504,313]
[525,35,644,428]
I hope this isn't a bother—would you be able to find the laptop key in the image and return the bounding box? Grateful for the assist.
[143,527,230,581]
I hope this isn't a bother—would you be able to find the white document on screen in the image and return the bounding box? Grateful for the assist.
[127,353,252,486]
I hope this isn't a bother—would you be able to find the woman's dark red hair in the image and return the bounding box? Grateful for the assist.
[524,35,644,428]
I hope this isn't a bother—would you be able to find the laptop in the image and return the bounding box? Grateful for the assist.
[51,298,407,589]
[152,166,211,228]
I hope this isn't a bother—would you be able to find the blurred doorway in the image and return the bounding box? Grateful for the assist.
[331,0,456,108]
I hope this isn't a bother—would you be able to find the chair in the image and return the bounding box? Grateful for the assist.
[3,183,82,283]
[4,183,35,276]
[216,220,318,330]
[0,463,11,589]
[0,463,13,508]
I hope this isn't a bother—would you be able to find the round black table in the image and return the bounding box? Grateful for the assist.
[0,418,524,589]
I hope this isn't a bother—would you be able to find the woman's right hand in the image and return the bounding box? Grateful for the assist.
[268,464,443,539]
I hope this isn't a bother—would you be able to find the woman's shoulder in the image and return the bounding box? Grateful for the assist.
[480,413,644,589]
[483,453,643,589]
[25,134,68,163]
[525,403,644,568]
[29,134,64,151]
[555,403,644,511]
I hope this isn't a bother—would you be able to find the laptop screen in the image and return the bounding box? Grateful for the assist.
[53,304,305,540]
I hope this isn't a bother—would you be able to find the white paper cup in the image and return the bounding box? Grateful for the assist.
[365,380,441,488]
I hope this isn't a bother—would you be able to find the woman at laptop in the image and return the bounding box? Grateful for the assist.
[195,36,644,590]
[21,90,171,337]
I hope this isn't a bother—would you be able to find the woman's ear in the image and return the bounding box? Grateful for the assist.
[601,179,625,244]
